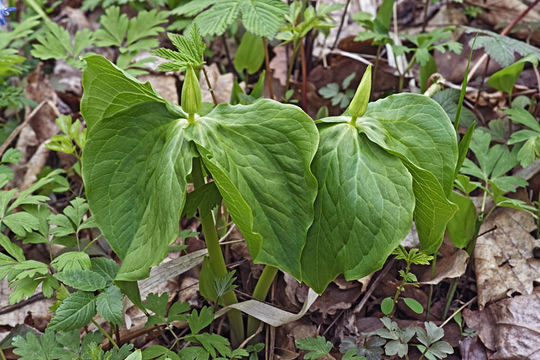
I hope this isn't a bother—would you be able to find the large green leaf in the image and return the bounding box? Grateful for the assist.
[81,55,164,130]
[185,100,318,279]
[360,94,458,252]
[82,102,196,281]
[301,123,414,293]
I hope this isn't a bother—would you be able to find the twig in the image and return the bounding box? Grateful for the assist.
[0,101,54,158]
[353,259,395,314]
[440,296,477,328]
[238,321,264,349]
[467,0,540,82]
[262,38,275,100]
[300,40,308,110]
[331,0,351,50]
[202,66,218,106]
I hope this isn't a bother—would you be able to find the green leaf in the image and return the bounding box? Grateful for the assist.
[381,297,394,315]
[54,269,107,291]
[432,89,476,130]
[12,330,71,360]
[403,297,423,314]
[3,212,39,237]
[193,2,241,37]
[2,148,22,164]
[505,107,540,132]
[81,55,164,131]
[96,285,124,325]
[466,27,540,67]
[446,191,477,248]
[185,100,318,279]
[0,233,25,262]
[153,27,205,72]
[142,345,181,360]
[301,123,414,293]
[360,94,458,252]
[239,0,289,38]
[144,292,169,319]
[234,31,264,75]
[48,291,97,331]
[188,306,214,334]
[182,182,222,218]
[488,54,539,95]
[51,251,91,272]
[125,350,142,360]
[90,257,120,285]
[295,336,332,359]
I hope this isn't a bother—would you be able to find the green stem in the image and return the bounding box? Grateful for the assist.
[191,158,245,346]
[389,262,410,319]
[91,319,119,349]
[246,265,278,336]
[285,42,300,93]
[425,255,437,321]
[442,278,458,319]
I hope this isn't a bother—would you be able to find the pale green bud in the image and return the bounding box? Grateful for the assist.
[348,65,372,119]
[181,65,201,120]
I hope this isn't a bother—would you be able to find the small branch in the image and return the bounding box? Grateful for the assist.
[331,0,351,49]
[92,319,119,350]
[300,40,308,110]
[202,67,218,106]
[262,38,275,99]
[440,296,477,328]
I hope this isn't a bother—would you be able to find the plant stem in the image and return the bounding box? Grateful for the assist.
[421,0,430,32]
[389,262,410,319]
[372,45,382,99]
[300,40,308,110]
[91,319,119,349]
[246,265,279,336]
[442,278,458,319]
[425,255,437,321]
[262,38,274,99]
[331,0,351,49]
[285,43,300,93]
[202,67,218,106]
[191,158,245,345]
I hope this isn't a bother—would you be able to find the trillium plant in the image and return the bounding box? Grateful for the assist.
[80,30,457,345]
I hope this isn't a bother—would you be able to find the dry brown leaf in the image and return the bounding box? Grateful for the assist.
[474,208,539,309]
[463,292,540,359]
[421,248,469,285]
[138,74,178,104]
[0,279,53,328]
[459,336,489,360]
[269,46,288,87]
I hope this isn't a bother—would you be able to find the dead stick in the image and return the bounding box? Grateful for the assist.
[0,101,53,157]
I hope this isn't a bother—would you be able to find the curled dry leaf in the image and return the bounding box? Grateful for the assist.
[463,291,540,359]
[474,207,539,308]
[420,248,469,285]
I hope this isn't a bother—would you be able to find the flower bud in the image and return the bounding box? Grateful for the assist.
[348,65,372,119]
[181,65,201,119]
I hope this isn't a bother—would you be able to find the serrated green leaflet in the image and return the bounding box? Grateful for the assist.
[48,291,97,331]
[301,123,414,293]
[82,55,318,282]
